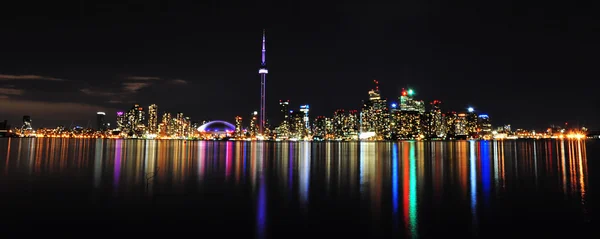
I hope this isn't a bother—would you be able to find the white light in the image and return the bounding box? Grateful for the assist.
[259,69,268,74]
[97,112,106,115]
[467,107,474,113]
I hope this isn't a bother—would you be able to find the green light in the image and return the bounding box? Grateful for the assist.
[408,89,414,95]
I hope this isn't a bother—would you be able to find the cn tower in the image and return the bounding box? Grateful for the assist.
[258,29,268,135]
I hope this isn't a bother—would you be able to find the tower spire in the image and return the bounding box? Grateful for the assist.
[261,29,266,66]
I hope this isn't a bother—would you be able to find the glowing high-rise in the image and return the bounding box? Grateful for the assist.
[258,29,268,135]
[148,104,158,134]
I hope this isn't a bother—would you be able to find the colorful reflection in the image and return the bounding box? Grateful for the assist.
[299,142,311,209]
[114,140,122,193]
[0,138,592,236]
[469,141,478,234]
[256,142,267,239]
[402,141,418,238]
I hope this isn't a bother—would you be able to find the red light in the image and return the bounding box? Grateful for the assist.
[402,91,407,96]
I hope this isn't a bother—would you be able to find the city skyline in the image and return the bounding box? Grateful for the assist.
[0,2,597,130]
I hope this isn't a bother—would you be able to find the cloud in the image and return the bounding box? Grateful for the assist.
[80,88,116,97]
[169,79,188,84]
[126,76,161,81]
[123,82,151,92]
[0,98,114,119]
[0,88,24,95]
[0,95,9,99]
[0,74,65,81]
[107,100,123,104]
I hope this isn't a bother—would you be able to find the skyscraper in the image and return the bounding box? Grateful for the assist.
[360,80,388,139]
[299,105,310,130]
[96,112,106,131]
[279,100,290,125]
[258,29,268,135]
[148,104,158,134]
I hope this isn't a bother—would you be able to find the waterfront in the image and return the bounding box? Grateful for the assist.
[0,138,594,237]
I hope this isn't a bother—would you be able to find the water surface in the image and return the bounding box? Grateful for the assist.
[0,139,595,238]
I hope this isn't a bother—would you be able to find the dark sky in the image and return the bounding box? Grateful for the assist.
[0,1,597,130]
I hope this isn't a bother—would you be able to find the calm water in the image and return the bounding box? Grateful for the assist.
[0,138,595,238]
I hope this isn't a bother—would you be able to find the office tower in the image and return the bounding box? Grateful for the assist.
[96,112,106,131]
[235,116,243,137]
[148,104,158,134]
[477,114,492,137]
[258,29,268,135]
[299,105,310,130]
[360,80,389,139]
[175,112,184,137]
[443,112,458,139]
[279,100,290,125]
[455,113,468,137]
[428,100,444,138]
[126,104,145,135]
[249,111,258,137]
[116,111,125,130]
[333,109,345,139]
[465,107,478,137]
[347,110,360,139]
[277,100,291,137]
[162,112,173,137]
[313,116,327,140]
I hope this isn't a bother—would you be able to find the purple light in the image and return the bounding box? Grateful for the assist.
[117,111,124,116]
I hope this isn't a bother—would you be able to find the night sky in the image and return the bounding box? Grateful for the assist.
[0,1,597,129]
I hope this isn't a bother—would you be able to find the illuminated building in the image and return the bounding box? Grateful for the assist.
[125,104,145,136]
[313,116,327,140]
[465,107,477,138]
[477,114,492,138]
[333,109,345,139]
[443,112,457,139]
[360,80,389,139]
[279,100,290,124]
[398,111,422,139]
[116,111,125,130]
[399,88,425,113]
[258,29,268,135]
[235,116,243,137]
[347,110,360,139]
[96,112,106,131]
[427,100,444,138]
[248,111,258,137]
[175,112,184,137]
[161,112,173,137]
[300,105,310,130]
[455,113,467,138]
[276,100,291,138]
[290,110,307,139]
[148,104,158,134]
[325,117,334,139]
[394,88,425,139]
[198,120,235,139]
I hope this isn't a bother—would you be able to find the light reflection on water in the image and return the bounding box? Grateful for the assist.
[0,138,592,237]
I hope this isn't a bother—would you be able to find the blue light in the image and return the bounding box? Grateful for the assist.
[391,103,397,108]
[478,114,489,118]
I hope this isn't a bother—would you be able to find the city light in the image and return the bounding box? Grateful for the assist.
[408,89,414,95]
[468,107,474,113]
